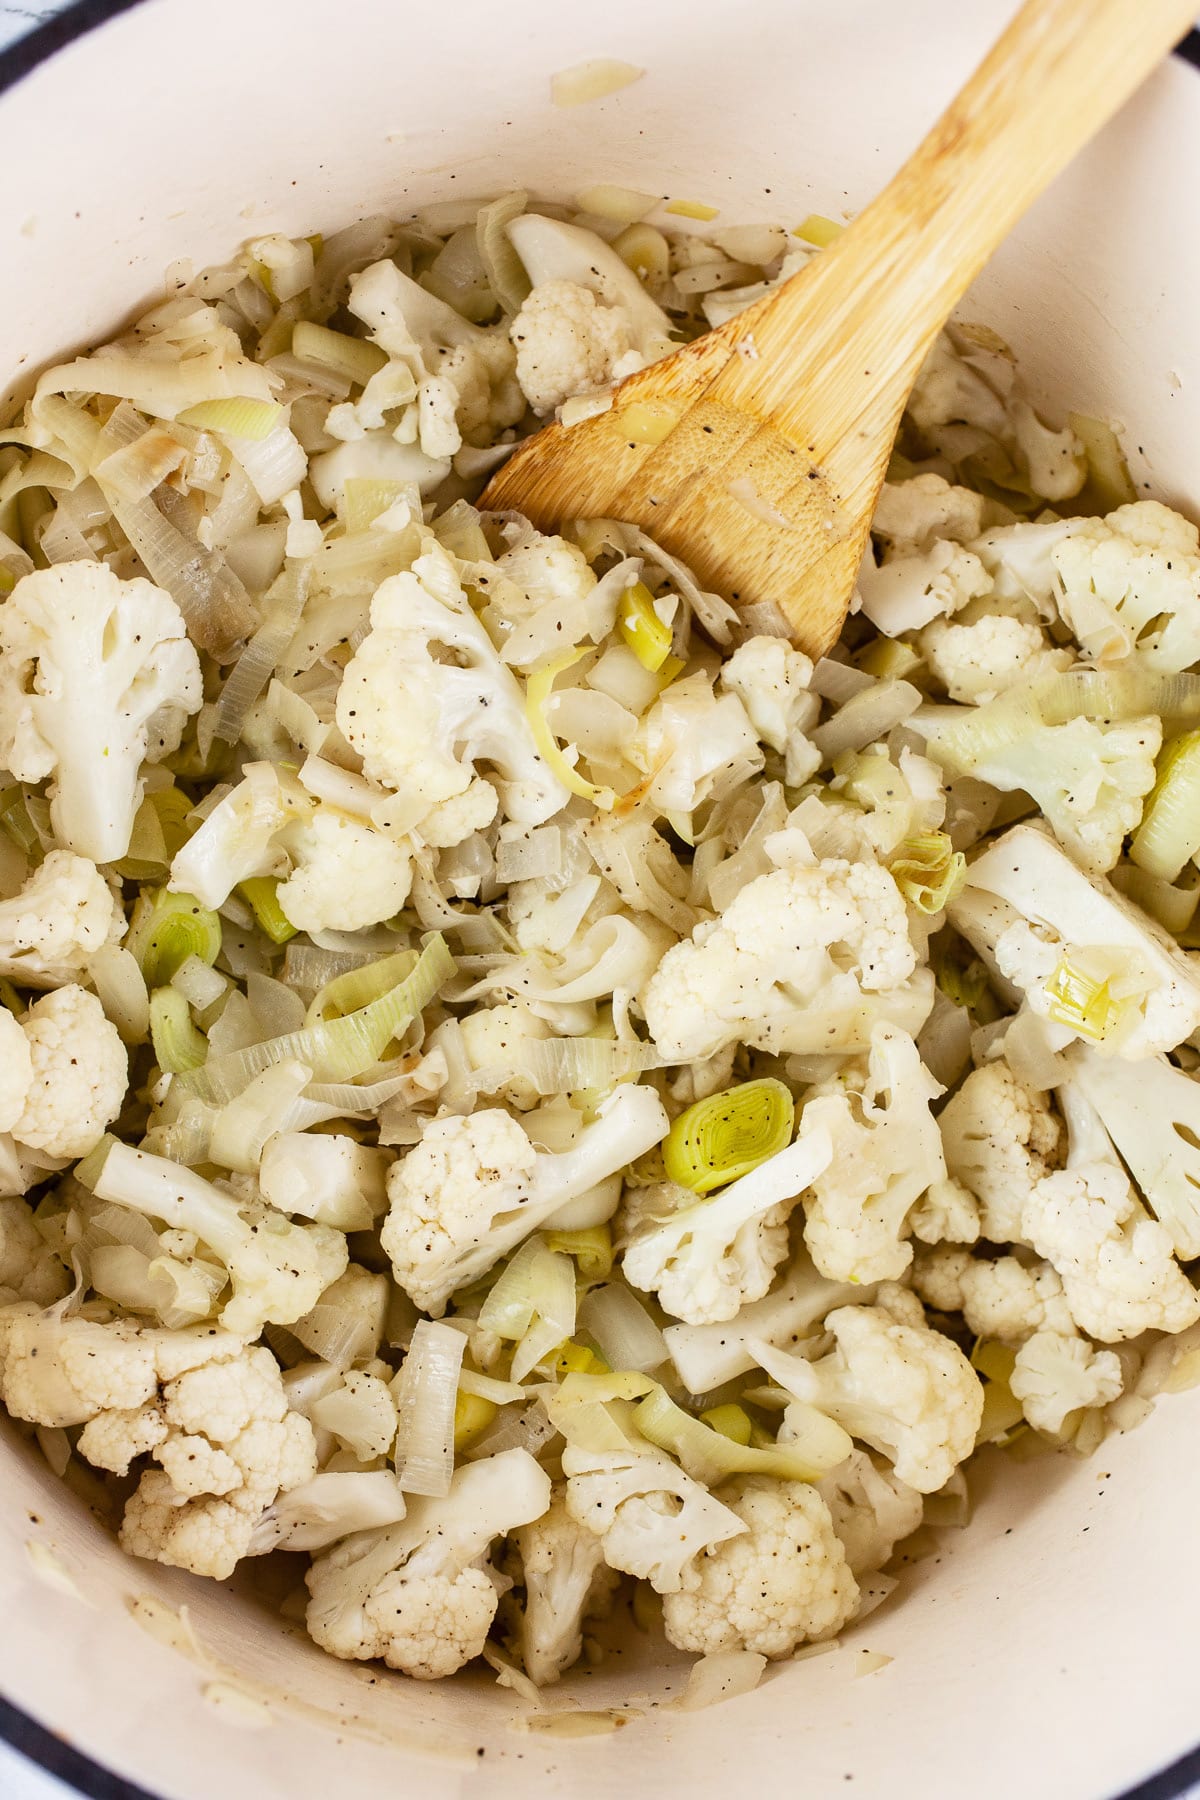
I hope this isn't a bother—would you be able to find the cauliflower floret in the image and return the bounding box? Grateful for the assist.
[799,1024,946,1285]
[77,1401,169,1474]
[335,547,568,833]
[10,985,127,1159]
[758,1288,983,1492]
[641,857,924,1063]
[913,1246,1075,1344]
[0,1198,69,1307]
[274,807,412,935]
[870,475,987,553]
[563,1441,746,1594]
[816,1448,924,1576]
[259,1134,391,1232]
[949,824,1200,1057]
[938,1058,1061,1241]
[510,280,637,415]
[1022,1161,1200,1342]
[661,1477,858,1659]
[168,762,311,910]
[513,1490,621,1685]
[907,1176,980,1246]
[919,612,1070,706]
[718,636,821,785]
[382,1087,667,1315]
[621,1130,835,1326]
[459,1001,553,1110]
[1009,1329,1123,1434]
[0,1310,244,1428]
[0,562,202,863]
[857,538,991,637]
[0,1010,32,1134]
[506,214,675,364]
[1050,500,1200,671]
[85,1141,349,1336]
[305,1448,551,1679]
[630,673,763,817]
[0,850,123,988]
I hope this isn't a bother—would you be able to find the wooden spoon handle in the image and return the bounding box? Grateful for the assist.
[721,0,1197,434]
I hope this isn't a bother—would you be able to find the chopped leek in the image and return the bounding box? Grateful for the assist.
[149,986,208,1074]
[1042,950,1146,1044]
[238,877,299,945]
[634,1386,851,1482]
[617,580,674,671]
[453,1389,498,1451]
[525,649,617,810]
[392,1319,464,1497]
[543,1225,614,1282]
[306,950,417,1025]
[552,1339,612,1377]
[126,888,222,990]
[1129,731,1200,882]
[856,638,922,681]
[793,214,844,246]
[662,1077,795,1195]
[699,1403,753,1446]
[291,322,388,389]
[0,786,40,856]
[889,832,967,915]
[176,398,283,441]
[972,1342,1027,1446]
[664,199,719,221]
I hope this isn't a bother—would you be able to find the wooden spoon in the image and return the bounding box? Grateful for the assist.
[482,0,1196,656]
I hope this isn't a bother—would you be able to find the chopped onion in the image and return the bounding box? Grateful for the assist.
[208,1058,312,1173]
[812,680,923,762]
[235,422,308,507]
[212,564,309,745]
[104,487,254,656]
[574,184,657,225]
[811,657,875,703]
[88,944,150,1045]
[475,191,532,315]
[392,1319,466,1496]
[578,1282,668,1373]
[550,59,643,107]
[675,1651,767,1712]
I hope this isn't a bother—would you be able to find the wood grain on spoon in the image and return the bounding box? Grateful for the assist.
[483,0,1196,656]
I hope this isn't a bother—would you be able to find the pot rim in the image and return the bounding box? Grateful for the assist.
[1,4,1198,1796]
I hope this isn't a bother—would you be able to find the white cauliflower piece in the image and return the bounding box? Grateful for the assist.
[1009,1329,1123,1434]
[275,807,412,934]
[857,538,991,637]
[458,1001,552,1110]
[641,857,925,1063]
[870,475,987,553]
[0,850,123,988]
[85,1140,349,1336]
[718,636,821,785]
[631,673,763,816]
[168,762,311,911]
[0,1310,244,1428]
[0,1009,31,1132]
[335,547,568,833]
[919,612,1070,705]
[661,1477,858,1659]
[305,1448,551,1679]
[1022,1161,1200,1342]
[259,1134,391,1232]
[759,1288,983,1492]
[800,1025,946,1285]
[510,279,637,414]
[382,1086,667,1315]
[1050,500,1200,671]
[506,214,675,362]
[0,561,202,862]
[907,1176,980,1246]
[949,824,1200,1057]
[11,985,127,1159]
[513,1490,621,1685]
[250,1470,409,1554]
[621,1130,835,1326]
[938,1058,1061,1242]
[0,1198,69,1307]
[563,1440,746,1594]
[913,1246,1074,1344]
[816,1448,924,1575]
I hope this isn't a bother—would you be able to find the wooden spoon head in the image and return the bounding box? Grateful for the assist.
[481,283,905,660]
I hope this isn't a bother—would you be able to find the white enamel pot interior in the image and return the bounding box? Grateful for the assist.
[0,2,1198,1795]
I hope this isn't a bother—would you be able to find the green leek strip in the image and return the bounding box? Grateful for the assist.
[113,796,170,880]
[617,581,673,672]
[305,950,419,1026]
[552,1339,611,1377]
[857,638,922,681]
[634,1386,850,1483]
[1042,953,1139,1044]
[1129,731,1200,883]
[149,786,196,860]
[793,213,843,247]
[149,986,209,1074]
[525,649,617,811]
[543,1225,614,1282]
[0,787,40,856]
[699,1403,753,1446]
[662,1077,795,1195]
[238,877,298,945]
[181,932,454,1104]
[126,888,223,990]
[342,478,406,534]
[889,832,967,915]
[176,397,283,441]
[291,322,388,389]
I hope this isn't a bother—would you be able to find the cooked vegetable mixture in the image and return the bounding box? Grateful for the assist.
[0,190,1198,1691]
